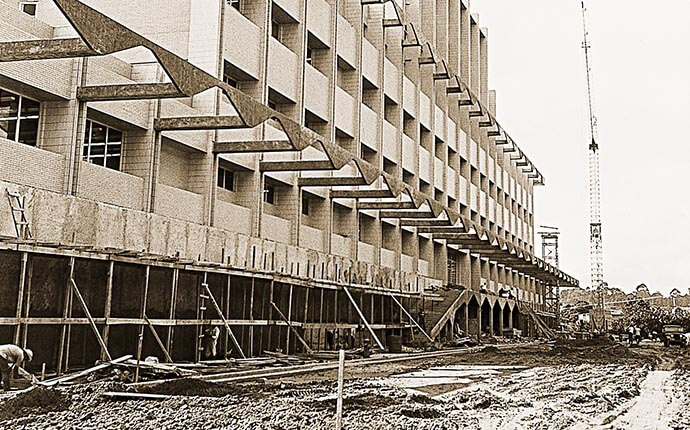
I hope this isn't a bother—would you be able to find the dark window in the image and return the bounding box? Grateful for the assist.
[223,74,237,88]
[227,0,240,11]
[0,89,40,146]
[20,1,37,16]
[82,119,122,170]
[302,196,309,216]
[306,47,313,66]
[263,184,275,204]
[267,99,277,110]
[271,19,281,40]
[447,258,457,284]
[217,166,235,191]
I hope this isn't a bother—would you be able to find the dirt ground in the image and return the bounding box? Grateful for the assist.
[2,339,689,430]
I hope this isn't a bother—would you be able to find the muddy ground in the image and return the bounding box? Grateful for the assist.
[1,339,689,430]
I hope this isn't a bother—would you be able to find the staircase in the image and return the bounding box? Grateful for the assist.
[425,288,467,340]
[519,302,557,339]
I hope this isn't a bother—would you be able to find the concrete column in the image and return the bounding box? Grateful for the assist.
[476,302,482,338]
[464,303,469,334]
[488,303,494,337]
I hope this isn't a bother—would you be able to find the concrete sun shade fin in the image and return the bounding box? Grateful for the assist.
[2,0,566,283]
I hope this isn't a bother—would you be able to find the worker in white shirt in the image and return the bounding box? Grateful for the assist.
[0,344,33,391]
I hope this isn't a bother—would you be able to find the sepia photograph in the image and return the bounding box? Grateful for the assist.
[0,0,687,428]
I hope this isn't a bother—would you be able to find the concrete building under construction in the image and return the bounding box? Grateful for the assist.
[0,0,578,372]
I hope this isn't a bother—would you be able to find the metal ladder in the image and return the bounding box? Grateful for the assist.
[5,190,31,239]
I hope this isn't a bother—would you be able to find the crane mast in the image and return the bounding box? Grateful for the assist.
[581,1,604,290]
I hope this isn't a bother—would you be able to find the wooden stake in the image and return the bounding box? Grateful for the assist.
[335,349,345,430]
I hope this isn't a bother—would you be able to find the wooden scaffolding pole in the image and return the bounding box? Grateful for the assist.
[69,278,112,361]
[342,287,384,350]
[270,302,313,354]
[249,278,255,357]
[134,266,150,382]
[285,284,293,354]
[202,283,246,359]
[13,252,28,344]
[57,257,75,375]
[166,268,178,354]
[101,260,114,361]
[388,293,432,342]
[143,315,172,363]
[21,256,33,349]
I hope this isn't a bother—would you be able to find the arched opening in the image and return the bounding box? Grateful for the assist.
[481,299,491,336]
[468,296,480,337]
[503,305,511,332]
[454,303,467,336]
[513,308,522,331]
[439,319,453,342]
[492,301,502,336]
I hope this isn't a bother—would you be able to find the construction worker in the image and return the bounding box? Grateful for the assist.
[0,344,33,391]
[201,326,220,359]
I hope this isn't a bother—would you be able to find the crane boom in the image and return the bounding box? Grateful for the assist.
[581,1,604,289]
[581,1,604,290]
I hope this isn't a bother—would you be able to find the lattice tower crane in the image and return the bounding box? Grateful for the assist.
[581,1,604,291]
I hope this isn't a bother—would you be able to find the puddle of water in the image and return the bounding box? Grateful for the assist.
[376,364,528,396]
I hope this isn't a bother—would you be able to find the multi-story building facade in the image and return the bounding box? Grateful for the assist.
[0,0,576,370]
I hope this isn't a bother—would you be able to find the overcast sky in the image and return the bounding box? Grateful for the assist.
[470,0,690,294]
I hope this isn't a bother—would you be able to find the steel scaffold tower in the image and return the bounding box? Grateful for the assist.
[581,1,604,291]
[540,226,560,327]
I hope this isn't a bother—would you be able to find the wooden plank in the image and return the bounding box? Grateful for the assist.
[69,278,112,361]
[270,302,313,354]
[102,392,171,401]
[203,284,246,358]
[135,266,150,382]
[21,257,33,348]
[342,287,384,350]
[13,252,28,344]
[143,315,172,363]
[335,349,345,430]
[388,293,433,342]
[166,268,178,354]
[57,258,75,375]
[249,277,255,357]
[285,284,292,354]
[40,355,133,387]
[101,261,114,361]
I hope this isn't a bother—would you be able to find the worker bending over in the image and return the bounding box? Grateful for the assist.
[0,344,33,391]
